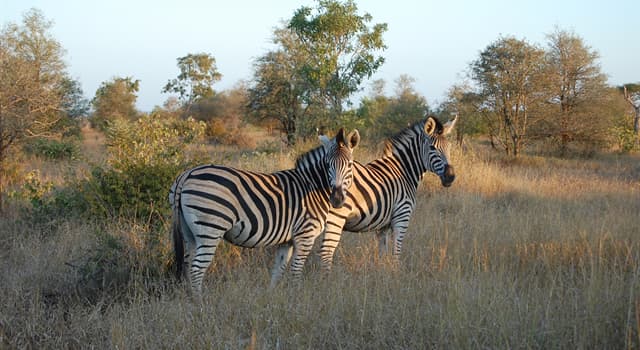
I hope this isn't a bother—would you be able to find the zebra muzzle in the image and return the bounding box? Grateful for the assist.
[330,188,346,208]
[441,164,455,187]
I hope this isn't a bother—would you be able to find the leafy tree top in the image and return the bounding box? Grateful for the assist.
[162,53,222,108]
[288,0,387,113]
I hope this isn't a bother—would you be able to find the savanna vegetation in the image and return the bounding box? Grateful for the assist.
[1,1,639,349]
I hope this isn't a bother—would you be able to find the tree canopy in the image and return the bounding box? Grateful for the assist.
[543,27,609,153]
[0,8,68,209]
[470,36,547,156]
[91,76,140,130]
[162,53,222,112]
[289,0,387,117]
[248,0,387,145]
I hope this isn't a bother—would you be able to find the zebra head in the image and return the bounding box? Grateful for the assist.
[422,115,457,187]
[320,128,360,208]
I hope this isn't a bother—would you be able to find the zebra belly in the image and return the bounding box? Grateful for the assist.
[343,209,392,233]
[223,220,293,248]
[344,219,388,232]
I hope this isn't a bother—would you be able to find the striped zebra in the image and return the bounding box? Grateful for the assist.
[317,116,457,271]
[169,128,360,294]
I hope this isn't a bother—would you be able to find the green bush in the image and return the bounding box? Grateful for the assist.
[85,114,206,221]
[67,115,207,297]
[11,170,88,231]
[611,125,639,153]
[23,138,78,160]
[87,163,184,220]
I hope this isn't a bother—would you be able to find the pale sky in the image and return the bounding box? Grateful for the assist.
[3,0,639,111]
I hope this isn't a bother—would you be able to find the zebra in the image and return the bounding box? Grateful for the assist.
[169,128,360,295]
[315,115,457,271]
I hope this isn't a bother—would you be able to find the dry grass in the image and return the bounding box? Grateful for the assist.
[1,135,639,349]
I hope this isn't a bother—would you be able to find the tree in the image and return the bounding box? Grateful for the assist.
[377,75,429,137]
[162,53,222,112]
[354,79,390,139]
[59,77,90,119]
[248,27,311,146]
[190,84,248,144]
[0,8,67,210]
[91,76,139,130]
[439,82,486,147]
[288,0,387,118]
[543,28,609,154]
[620,83,640,146]
[470,36,547,156]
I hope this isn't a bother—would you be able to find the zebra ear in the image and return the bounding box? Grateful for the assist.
[442,115,458,135]
[424,117,437,136]
[346,129,360,149]
[334,127,346,145]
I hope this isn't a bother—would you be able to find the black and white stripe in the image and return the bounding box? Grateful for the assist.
[318,116,457,270]
[169,128,360,294]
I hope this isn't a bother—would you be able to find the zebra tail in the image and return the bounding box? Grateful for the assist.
[172,192,185,281]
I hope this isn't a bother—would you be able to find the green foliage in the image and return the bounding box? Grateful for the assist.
[91,76,140,130]
[470,36,548,156]
[248,0,387,146]
[355,75,429,141]
[248,38,309,146]
[59,76,90,119]
[86,114,206,220]
[105,115,204,168]
[1,8,68,209]
[23,138,78,160]
[289,0,387,116]
[87,164,176,220]
[19,170,53,209]
[187,87,250,146]
[12,170,87,227]
[611,113,640,153]
[439,83,491,145]
[163,53,222,108]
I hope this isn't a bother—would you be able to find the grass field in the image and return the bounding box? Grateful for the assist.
[1,131,639,349]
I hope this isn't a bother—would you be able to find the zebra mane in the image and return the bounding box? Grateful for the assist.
[383,118,443,157]
[294,141,328,171]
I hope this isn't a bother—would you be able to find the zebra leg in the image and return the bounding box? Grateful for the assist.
[176,212,197,287]
[189,240,221,296]
[390,223,409,265]
[270,243,293,288]
[183,236,195,286]
[376,227,392,258]
[288,233,317,282]
[188,222,224,296]
[319,217,347,273]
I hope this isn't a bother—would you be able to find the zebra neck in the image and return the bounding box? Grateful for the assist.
[293,146,331,191]
[386,140,426,189]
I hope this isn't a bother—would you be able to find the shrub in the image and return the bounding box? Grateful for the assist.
[205,118,227,143]
[611,125,639,153]
[13,170,89,227]
[23,138,78,160]
[87,162,184,220]
[85,114,206,221]
[75,220,173,300]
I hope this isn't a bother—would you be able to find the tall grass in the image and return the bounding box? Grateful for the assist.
[1,138,639,349]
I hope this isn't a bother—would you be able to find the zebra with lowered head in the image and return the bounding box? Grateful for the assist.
[316,115,457,271]
[169,128,360,295]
